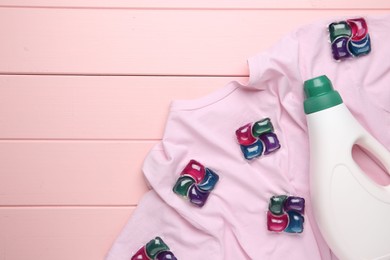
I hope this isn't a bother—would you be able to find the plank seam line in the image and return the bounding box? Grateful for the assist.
[0,205,137,208]
[0,73,247,78]
[0,5,389,11]
[0,138,161,142]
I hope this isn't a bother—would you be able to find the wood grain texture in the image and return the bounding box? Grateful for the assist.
[0,207,134,260]
[0,9,387,75]
[0,76,240,139]
[0,141,152,205]
[0,4,388,260]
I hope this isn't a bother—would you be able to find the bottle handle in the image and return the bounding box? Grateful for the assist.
[356,133,390,183]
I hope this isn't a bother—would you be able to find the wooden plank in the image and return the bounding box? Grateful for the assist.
[0,207,134,260]
[0,141,152,205]
[0,0,388,9]
[0,75,238,139]
[0,8,387,75]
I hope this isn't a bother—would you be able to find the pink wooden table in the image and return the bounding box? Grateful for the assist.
[0,1,388,259]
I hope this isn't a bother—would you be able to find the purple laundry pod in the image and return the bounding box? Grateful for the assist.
[284,196,305,215]
[331,36,351,60]
[156,251,178,260]
[188,184,210,207]
[259,132,281,155]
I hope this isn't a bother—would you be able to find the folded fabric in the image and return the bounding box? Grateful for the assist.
[106,14,390,260]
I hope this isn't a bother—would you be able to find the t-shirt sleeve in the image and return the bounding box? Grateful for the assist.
[105,108,225,259]
[246,31,303,92]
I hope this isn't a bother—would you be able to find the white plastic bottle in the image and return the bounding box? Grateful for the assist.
[303,75,390,260]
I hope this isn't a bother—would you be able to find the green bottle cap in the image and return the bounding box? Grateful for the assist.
[303,75,343,114]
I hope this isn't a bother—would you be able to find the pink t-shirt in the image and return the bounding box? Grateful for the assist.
[106,14,390,260]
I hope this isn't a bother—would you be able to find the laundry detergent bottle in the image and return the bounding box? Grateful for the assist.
[303,75,390,260]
